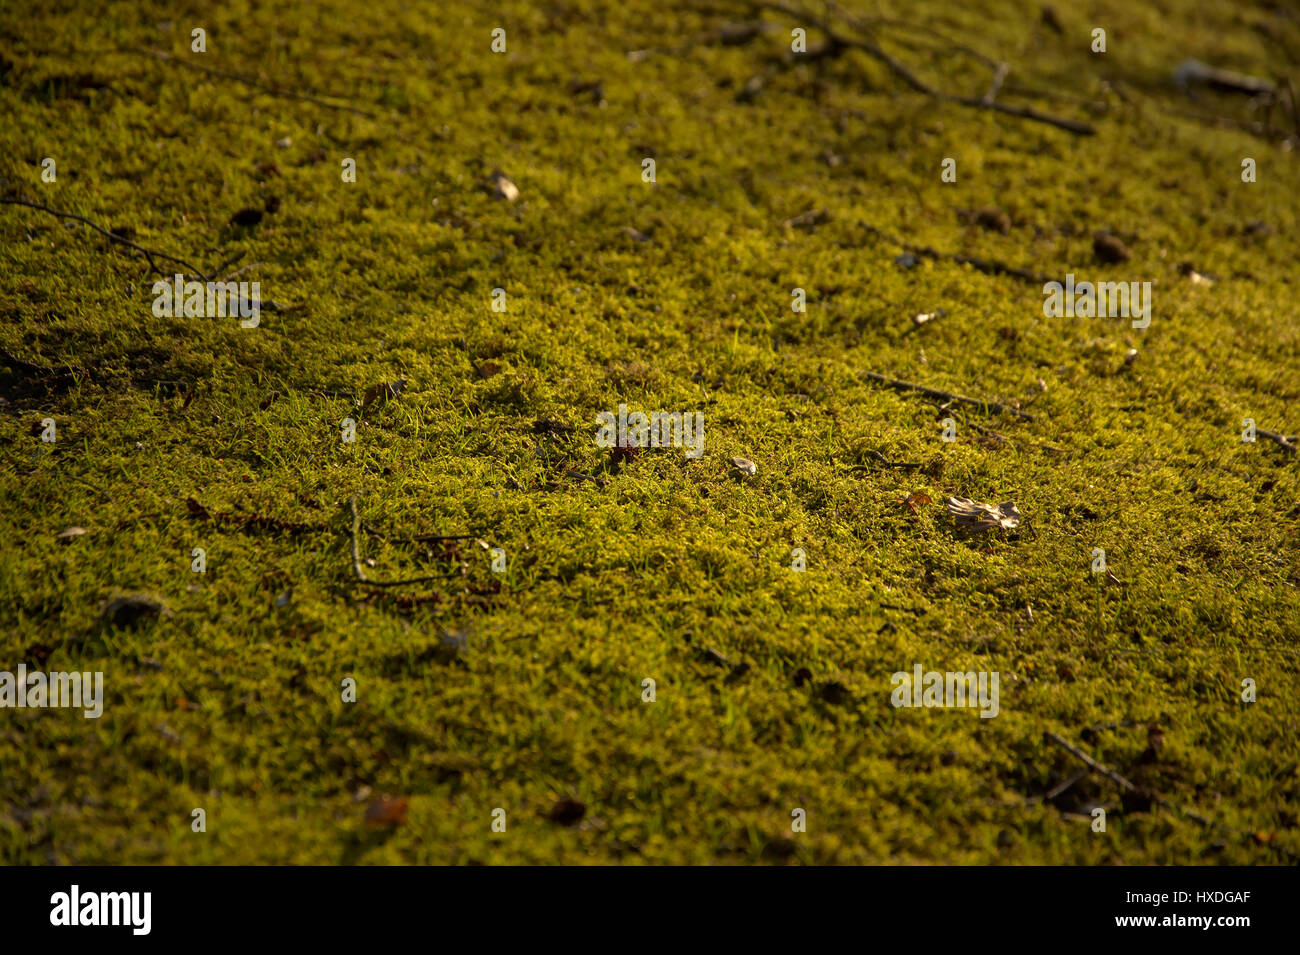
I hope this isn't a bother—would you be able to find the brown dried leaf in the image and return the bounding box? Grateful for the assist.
[358,378,407,415]
[364,795,409,827]
[900,492,932,515]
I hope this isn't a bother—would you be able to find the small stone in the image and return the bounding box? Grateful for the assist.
[490,170,519,201]
[1093,233,1130,263]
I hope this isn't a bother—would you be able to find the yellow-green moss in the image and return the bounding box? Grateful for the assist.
[0,0,1297,864]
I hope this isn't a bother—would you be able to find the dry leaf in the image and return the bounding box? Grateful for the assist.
[900,491,932,514]
[358,378,407,415]
[57,526,87,541]
[364,795,409,827]
[946,496,1022,531]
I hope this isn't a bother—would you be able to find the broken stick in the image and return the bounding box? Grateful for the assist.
[1256,429,1297,453]
[862,371,1039,421]
[1043,730,1137,792]
[348,497,461,588]
[0,197,212,281]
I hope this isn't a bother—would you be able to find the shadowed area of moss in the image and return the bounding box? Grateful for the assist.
[0,0,1297,864]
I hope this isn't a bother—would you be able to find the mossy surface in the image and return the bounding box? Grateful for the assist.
[0,0,1297,864]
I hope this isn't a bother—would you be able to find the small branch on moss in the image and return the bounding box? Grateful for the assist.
[348,497,462,588]
[983,62,1010,105]
[1043,729,1297,859]
[1043,769,1089,801]
[223,261,264,282]
[843,449,924,472]
[1257,429,1297,453]
[363,523,478,543]
[1044,730,1137,792]
[0,197,212,281]
[211,251,243,278]
[862,371,1038,421]
[918,398,1066,453]
[862,222,1052,284]
[750,1,1095,135]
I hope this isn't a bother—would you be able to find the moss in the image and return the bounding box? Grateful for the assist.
[0,0,1297,864]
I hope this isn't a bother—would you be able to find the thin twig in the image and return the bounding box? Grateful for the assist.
[983,62,1010,105]
[919,398,1066,453]
[223,261,264,282]
[1043,729,1298,859]
[833,7,1002,69]
[752,1,1094,135]
[363,523,478,543]
[0,197,211,281]
[1043,730,1137,792]
[66,473,111,497]
[348,497,462,588]
[1257,429,1297,453]
[1044,769,1089,801]
[862,222,1051,285]
[211,251,243,278]
[862,371,1038,421]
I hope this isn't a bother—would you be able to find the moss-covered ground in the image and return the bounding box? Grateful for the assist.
[1,0,1297,864]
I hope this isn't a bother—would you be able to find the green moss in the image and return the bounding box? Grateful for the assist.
[0,0,1297,864]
